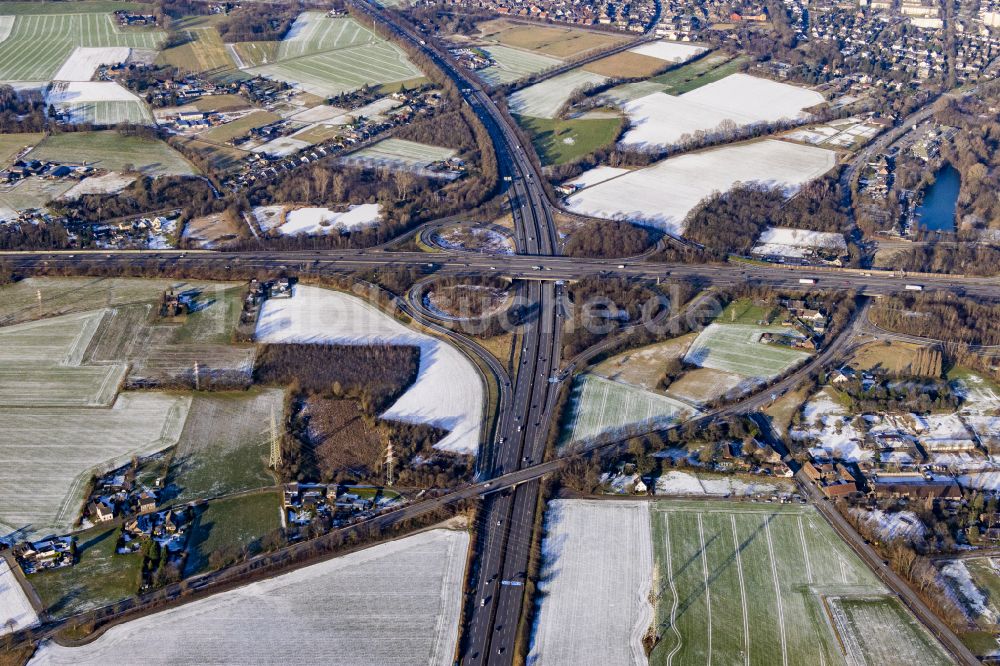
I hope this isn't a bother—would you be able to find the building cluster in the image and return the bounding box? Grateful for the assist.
[114,10,158,26]
[117,506,191,560]
[433,0,657,32]
[282,483,393,537]
[0,159,90,187]
[85,463,163,526]
[14,536,75,574]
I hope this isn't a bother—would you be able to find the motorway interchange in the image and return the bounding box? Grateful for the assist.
[2,3,998,664]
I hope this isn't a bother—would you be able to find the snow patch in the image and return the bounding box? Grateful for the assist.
[53,47,131,82]
[628,40,706,63]
[280,205,381,235]
[0,559,37,637]
[59,173,136,199]
[46,81,140,105]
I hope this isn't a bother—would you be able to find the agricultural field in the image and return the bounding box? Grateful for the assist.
[0,132,43,167]
[648,53,750,94]
[180,138,248,173]
[562,374,697,445]
[584,40,706,78]
[529,500,653,666]
[475,45,561,86]
[54,99,153,126]
[509,69,608,119]
[340,137,456,175]
[227,41,278,69]
[256,285,483,456]
[665,367,747,406]
[157,24,237,74]
[591,334,695,390]
[197,110,281,144]
[52,46,130,81]
[649,501,949,665]
[683,322,812,380]
[654,469,795,496]
[0,392,191,537]
[31,529,468,664]
[0,177,74,215]
[246,17,422,98]
[27,131,196,177]
[0,11,164,82]
[516,115,624,165]
[619,73,825,149]
[939,557,1000,631]
[183,492,282,577]
[564,139,836,235]
[59,172,136,199]
[162,390,282,505]
[850,340,943,376]
[0,559,37,636]
[0,310,127,407]
[29,524,142,619]
[475,18,626,59]
[181,212,243,248]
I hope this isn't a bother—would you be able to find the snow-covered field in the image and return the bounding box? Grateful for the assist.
[628,40,706,63]
[940,559,998,625]
[52,47,131,81]
[791,388,870,462]
[684,322,812,380]
[529,499,652,666]
[59,172,136,199]
[851,508,926,544]
[46,81,140,105]
[280,204,381,235]
[751,226,847,260]
[31,529,468,665]
[255,285,483,455]
[252,136,311,158]
[0,559,37,637]
[563,165,629,189]
[509,69,607,119]
[564,140,836,235]
[955,372,1000,450]
[619,74,824,149]
[654,470,793,496]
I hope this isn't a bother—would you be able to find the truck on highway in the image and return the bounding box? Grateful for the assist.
[905,284,923,291]
[798,278,816,285]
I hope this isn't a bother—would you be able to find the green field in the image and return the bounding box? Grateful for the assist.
[563,374,697,445]
[476,44,561,86]
[650,54,750,95]
[650,502,951,666]
[508,69,607,119]
[28,131,197,176]
[0,176,74,212]
[684,323,812,380]
[163,390,281,505]
[718,298,777,325]
[157,24,237,74]
[183,491,282,577]
[0,2,146,15]
[198,110,280,144]
[516,114,623,165]
[29,525,142,619]
[0,12,165,81]
[0,132,43,167]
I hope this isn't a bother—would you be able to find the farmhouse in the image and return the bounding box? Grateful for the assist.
[16,536,75,574]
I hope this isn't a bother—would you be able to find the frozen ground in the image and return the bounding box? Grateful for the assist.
[790,388,870,462]
[751,226,847,259]
[52,46,130,81]
[826,596,951,666]
[280,204,381,235]
[0,559,37,637]
[255,285,483,455]
[251,136,311,158]
[619,74,823,149]
[684,322,812,380]
[31,529,468,665]
[628,40,706,63]
[564,140,836,235]
[46,81,140,105]
[851,508,926,544]
[955,372,1000,449]
[529,499,652,666]
[59,172,136,199]
[563,165,629,189]
[509,69,607,119]
[654,470,793,496]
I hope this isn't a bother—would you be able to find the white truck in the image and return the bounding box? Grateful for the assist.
[798,278,816,285]
[904,284,923,291]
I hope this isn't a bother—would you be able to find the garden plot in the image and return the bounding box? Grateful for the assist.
[0,392,190,537]
[0,559,37,637]
[508,69,607,119]
[278,13,375,60]
[31,528,468,665]
[648,501,941,666]
[619,73,823,149]
[563,374,697,445]
[475,45,561,86]
[826,596,951,666]
[684,322,812,380]
[163,390,283,505]
[27,131,196,177]
[790,388,870,462]
[565,140,836,235]
[256,285,483,456]
[0,310,127,407]
[654,470,794,496]
[340,138,457,177]
[530,500,653,666]
[248,40,422,97]
[0,12,164,82]
[751,226,848,260]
